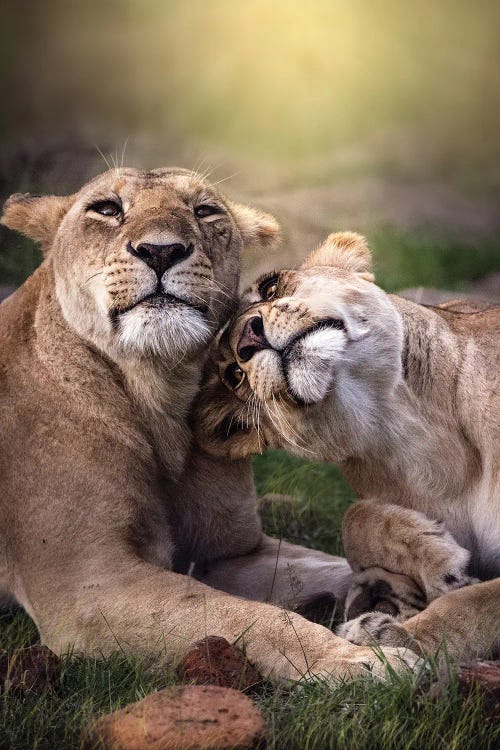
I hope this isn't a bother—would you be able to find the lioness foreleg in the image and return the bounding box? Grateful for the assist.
[342,500,474,617]
[34,556,420,684]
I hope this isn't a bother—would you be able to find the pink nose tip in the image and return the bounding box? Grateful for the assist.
[237,315,269,361]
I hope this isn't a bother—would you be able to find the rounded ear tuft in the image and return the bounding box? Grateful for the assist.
[228,201,281,250]
[1,192,73,249]
[301,231,374,280]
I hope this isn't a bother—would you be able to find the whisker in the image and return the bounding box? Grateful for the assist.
[95,145,112,171]
[276,393,304,443]
[270,394,313,455]
[120,136,130,168]
[210,171,241,188]
[185,290,218,318]
[204,280,233,302]
[83,271,104,286]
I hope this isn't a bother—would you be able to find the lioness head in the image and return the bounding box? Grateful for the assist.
[196,232,403,460]
[1,168,279,359]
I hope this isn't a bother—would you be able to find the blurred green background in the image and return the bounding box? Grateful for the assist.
[1,0,499,293]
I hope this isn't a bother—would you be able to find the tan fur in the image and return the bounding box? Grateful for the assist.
[0,179,418,684]
[197,232,500,661]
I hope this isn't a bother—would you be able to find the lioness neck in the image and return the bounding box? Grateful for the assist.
[119,355,201,476]
[31,263,201,478]
[342,297,488,515]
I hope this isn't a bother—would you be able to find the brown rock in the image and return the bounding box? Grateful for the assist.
[177,636,261,691]
[458,660,500,719]
[83,684,266,750]
[0,644,60,695]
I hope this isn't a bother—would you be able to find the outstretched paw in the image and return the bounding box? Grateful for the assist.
[311,642,423,683]
[337,611,419,651]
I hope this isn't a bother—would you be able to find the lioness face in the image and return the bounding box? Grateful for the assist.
[1,168,279,359]
[197,232,403,460]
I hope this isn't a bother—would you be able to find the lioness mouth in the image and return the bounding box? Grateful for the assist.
[113,291,208,319]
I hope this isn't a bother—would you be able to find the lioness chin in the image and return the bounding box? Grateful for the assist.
[197,231,500,662]
[0,171,418,685]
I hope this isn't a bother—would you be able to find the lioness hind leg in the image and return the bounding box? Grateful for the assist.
[342,500,475,603]
[339,578,500,663]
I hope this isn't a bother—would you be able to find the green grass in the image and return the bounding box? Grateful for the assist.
[2,611,497,750]
[370,227,500,293]
[1,452,498,749]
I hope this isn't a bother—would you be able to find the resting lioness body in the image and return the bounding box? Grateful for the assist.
[198,232,500,661]
[0,172,419,683]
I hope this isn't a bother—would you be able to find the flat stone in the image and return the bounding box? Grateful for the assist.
[83,684,266,750]
[0,644,60,695]
[177,636,261,691]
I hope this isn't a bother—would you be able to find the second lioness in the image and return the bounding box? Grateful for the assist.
[197,232,500,661]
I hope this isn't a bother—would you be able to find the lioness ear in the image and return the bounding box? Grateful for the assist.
[1,192,73,251]
[228,201,281,250]
[301,231,374,281]
[194,376,263,459]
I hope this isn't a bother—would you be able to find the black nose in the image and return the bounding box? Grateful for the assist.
[237,315,269,361]
[128,241,193,279]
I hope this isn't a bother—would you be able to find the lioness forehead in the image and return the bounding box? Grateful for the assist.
[79,167,219,200]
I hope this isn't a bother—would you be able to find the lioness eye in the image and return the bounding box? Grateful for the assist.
[89,200,122,218]
[259,274,279,300]
[224,363,246,390]
[195,204,219,218]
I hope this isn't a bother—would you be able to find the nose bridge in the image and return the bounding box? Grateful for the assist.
[132,193,193,246]
[239,301,268,325]
[134,226,186,248]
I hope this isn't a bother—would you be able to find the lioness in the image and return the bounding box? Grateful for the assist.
[197,231,500,661]
[0,172,418,684]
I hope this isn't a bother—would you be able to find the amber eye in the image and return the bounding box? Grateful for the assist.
[195,204,219,218]
[88,200,122,218]
[259,274,279,300]
[224,362,246,390]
